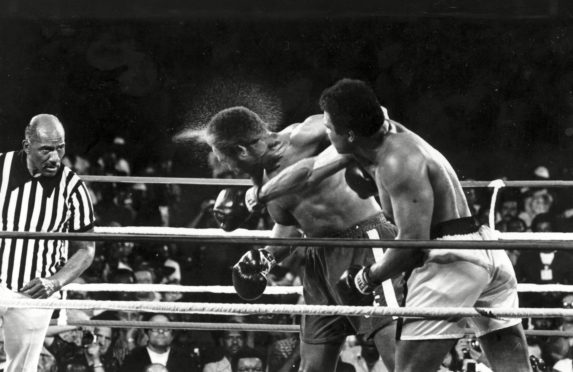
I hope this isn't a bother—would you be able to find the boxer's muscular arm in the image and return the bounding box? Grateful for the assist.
[257,146,353,204]
[262,223,303,264]
[368,152,434,283]
[262,202,302,263]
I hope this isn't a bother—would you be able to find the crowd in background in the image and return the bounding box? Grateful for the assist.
[0,135,565,372]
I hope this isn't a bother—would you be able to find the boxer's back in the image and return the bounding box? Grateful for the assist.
[379,121,472,228]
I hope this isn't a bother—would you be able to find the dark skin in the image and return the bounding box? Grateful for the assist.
[18,115,95,298]
[211,114,397,372]
[257,109,532,372]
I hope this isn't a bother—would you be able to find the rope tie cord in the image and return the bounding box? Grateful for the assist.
[4,298,573,319]
[487,179,506,229]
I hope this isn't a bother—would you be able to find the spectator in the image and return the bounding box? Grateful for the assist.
[495,190,522,228]
[340,335,386,372]
[134,267,162,301]
[231,348,266,372]
[95,183,135,227]
[145,364,170,372]
[541,337,569,370]
[0,330,5,371]
[500,216,528,266]
[105,269,137,302]
[120,313,198,372]
[203,330,247,372]
[45,313,120,372]
[38,347,57,372]
[262,315,300,372]
[515,213,573,309]
[519,188,554,230]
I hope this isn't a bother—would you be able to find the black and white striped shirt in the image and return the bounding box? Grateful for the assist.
[0,150,94,290]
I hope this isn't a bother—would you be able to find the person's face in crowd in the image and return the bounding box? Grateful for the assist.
[500,200,519,222]
[237,357,264,372]
[359,336,380,364]
[464,188,478,207]
[61,328,84,346]
[507,219,526,232]
[38,349,57,372]
[454,337,482,361]
[531,194,551,215]
[533,221,553,233]
[222,331,244,356]
[145,364,169,372]
[135,270,154,284]
[0,331,5,363]
[147,315,174,350]
[323,112,351,154]
[23,122,65,177]
[532,317,555,330]
[94,327,113,354]
[116,242,134,260]
[118,310,140,321]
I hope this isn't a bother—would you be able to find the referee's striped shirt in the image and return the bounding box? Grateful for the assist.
[0,150,94,291]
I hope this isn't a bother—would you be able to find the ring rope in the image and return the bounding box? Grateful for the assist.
[53,320,300,332]
[94,227,573,241]
[2,230,573,250]
[4,298,573,318]
[63,283,303,294]
[61,283,573,294]
[46,319,573,338]
[78,176,573,188]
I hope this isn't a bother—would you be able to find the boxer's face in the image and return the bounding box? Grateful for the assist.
[24,125,65,177]
[212,146,258,177]
[323,112,351,154]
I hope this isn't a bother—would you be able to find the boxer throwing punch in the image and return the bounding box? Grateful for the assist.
[245,79,532,372]
[0,114,95,372]
[201,107,401,372]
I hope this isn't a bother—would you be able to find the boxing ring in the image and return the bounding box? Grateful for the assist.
[1,176,573,338]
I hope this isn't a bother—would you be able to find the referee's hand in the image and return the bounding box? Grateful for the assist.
[20,277,60,298]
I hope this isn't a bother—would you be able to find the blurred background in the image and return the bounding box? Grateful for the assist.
[1,0,573,182]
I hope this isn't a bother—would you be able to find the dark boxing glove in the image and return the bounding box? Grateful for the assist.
[213,188,251,232]
[336,265,378,306]
[244,185,264,213]
[232,249,276,301]
[344,164,377,199]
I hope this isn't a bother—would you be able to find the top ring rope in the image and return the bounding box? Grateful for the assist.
[79,176,573,188]
[3,298,573,319]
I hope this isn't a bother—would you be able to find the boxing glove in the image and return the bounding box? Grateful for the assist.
[244,185,264,212]
[336,265,377,306]
[344,164,377,199]
[213,188,252,232]
[232,249,276,301]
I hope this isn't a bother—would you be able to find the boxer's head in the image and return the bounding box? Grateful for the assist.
[23,114,66,177]
[319,79,386,154]
[206,107,269,176]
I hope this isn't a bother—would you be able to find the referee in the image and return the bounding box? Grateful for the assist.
[0,114,95,372]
